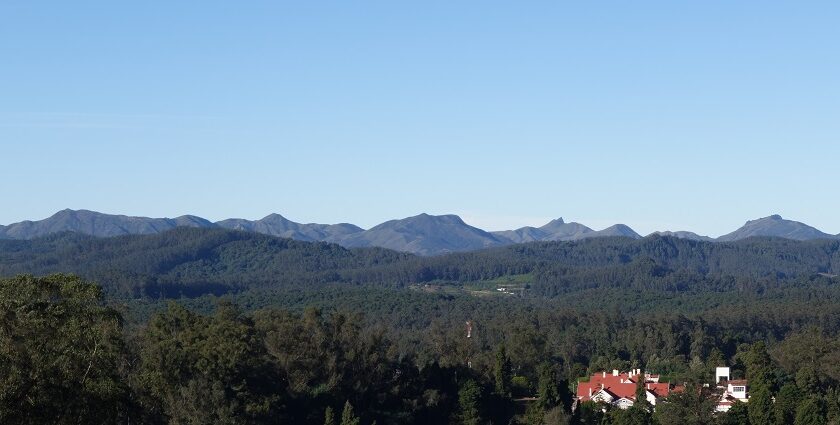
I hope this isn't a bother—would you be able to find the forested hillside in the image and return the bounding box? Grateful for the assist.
[5,272,840,424]
[5,230,840,423]
[0,229,410,297]
[2,228,839,299]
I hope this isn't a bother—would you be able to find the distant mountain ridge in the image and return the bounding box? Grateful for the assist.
[492,217,599,243]
[1,210,837,255]
[649,231,714,242]
[338,213,505,256]
[216,213,362,242]
[716,214,836,242]
[0,209,215,240]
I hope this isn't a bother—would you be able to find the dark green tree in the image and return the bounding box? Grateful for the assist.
[653,382,719,425]
[494,345,512,397]
[324,406,336,425]
[748,386,774,425]
[719,402,750,425]
[610,404,653,425]
[137,301,279,423]
[824,387,840,424]
[745,342,774,390]
[706,348,726,380]
[542,406,571,425]
[340,401,360,425]
[775,383,803,425]
[537,362,561,409]
[457,379,483,425]
[795,397,826,425]
[574,401,605,425]
[633,374,652,413]
[0,274,128,424]
[796,364,821,394]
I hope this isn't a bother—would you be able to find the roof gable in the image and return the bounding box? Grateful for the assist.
[577,371,671,402]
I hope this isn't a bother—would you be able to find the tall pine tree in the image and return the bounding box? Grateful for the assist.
[494,346,512,398]
[340,401,360,425]
[795,397,826,425]
[749,386,774,425]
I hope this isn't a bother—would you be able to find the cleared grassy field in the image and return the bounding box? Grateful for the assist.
[462,273,532,296]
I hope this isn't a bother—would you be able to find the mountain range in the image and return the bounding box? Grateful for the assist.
[0,209,837,255]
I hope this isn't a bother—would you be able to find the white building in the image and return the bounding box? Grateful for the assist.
[715,366,749,412]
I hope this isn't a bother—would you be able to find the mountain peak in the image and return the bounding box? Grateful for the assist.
[533,217,593,241]
[593,224,642,239]
[719,215,834,242]
[746,214,784,225]
[405,213,467,225]
[261,213,290,221]
[338,213,502,255]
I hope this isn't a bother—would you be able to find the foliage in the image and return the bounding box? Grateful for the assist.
[0,274,128,424]
[457,379,483,425]
[574,401,605,424]
[719,401,750,425]
[745,342,774,391]
[136,301,280,424]
[795,397,827,425]
[536,362,561,410]
[340,401,360,425]
[775,383,804,425]
[609,404,652,425]
[2,226,840,424]
[653,382,719,425]
[748,386,774,425]
[4,229,840,306]
[324,406,336,425]
[542,405,571,425]
[494,345,513,397]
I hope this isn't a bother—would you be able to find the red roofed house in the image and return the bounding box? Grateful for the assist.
[576,369,672,409]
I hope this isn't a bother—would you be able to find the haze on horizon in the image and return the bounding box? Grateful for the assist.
[2,1,838,237]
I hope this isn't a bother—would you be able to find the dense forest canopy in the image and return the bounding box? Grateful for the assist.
[3,230,840,423]
[1,227,839,299]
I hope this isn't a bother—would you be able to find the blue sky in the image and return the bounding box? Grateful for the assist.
[1,1,838,237]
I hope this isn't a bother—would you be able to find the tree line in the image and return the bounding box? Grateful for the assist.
[2,228,839,299]
[6,274,840,424]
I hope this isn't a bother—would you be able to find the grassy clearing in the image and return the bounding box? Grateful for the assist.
[463,274,532,295]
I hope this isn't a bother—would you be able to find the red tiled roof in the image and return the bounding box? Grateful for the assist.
[577,371,671,402]
[645,383,670,398]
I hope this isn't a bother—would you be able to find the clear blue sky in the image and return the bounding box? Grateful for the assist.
[2,1,838,237]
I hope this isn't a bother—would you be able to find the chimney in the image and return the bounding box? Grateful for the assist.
[602,371,606,378]
[613,369,619,376]
[589,387,592,397]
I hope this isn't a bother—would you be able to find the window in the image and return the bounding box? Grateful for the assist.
[733,386,745,392]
